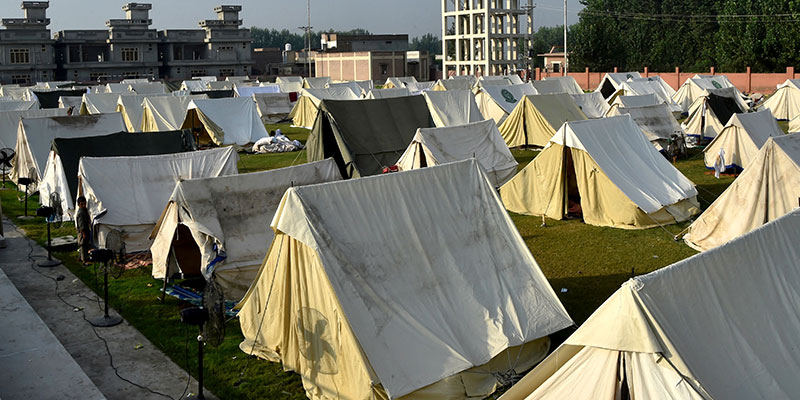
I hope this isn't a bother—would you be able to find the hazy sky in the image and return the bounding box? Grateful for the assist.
[40,0,583,38]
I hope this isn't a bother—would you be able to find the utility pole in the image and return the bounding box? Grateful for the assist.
[298,0,312,77]
[563,0,568,76]
[522,2,535,81]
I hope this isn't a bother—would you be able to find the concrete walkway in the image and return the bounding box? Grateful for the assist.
[0,218,217,400]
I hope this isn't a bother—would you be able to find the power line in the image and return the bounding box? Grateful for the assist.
[579,9,800,23]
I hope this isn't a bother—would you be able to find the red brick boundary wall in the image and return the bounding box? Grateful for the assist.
[535,66,797,94]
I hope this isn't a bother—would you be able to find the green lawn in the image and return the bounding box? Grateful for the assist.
[1,123,745,399]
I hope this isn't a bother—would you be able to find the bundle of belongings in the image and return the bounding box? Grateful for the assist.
[252,129,303,153]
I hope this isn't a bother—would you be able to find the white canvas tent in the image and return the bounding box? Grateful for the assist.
[534,76,584,95]
[672,74,749,113]
[571,92,610,119]
[500,208,800,400]
[682,87,747,145]
[289,87,360,128]
[237,159,573,400]
[141,95,207,132]
[80,93,120,115]
[128,82,168,95]
[365,87,410,99]
[474,83,537,124]
[595,71,642,100]
[252,93,294,124]
[703,109,784,172]
[684,133,800,251]
[406,80,435,94]
[397,120,518,187]
[118,94,169,132]
[182,98,268,145]
[606,103,684,151]
[422,89,483,127]
[327,81,369,97]
[79,147,238,252]
[234,85,278,98]
[609,93,659,109]
[180,80,209,92]
[302,77,331,89]
[150,159,341,300]
[759,79,800,120]
[58,96,82,114]
[10,113,126,184]
[618,79,681,113]
[105,83,132,94]
[500,115,699,229]
[207,81,233,91]
[0,108,67,149]
[0,100,37,111]
[275,77,303,94]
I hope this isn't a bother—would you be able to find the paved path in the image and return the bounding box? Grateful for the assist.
[0,218,217,400]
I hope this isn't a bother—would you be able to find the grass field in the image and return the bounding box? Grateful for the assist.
[1,121,758,399]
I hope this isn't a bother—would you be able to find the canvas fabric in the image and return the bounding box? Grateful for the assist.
[141,95,208,132]
[78,147,238,252]
[685,134,800,251]
[182,98,268,145]
[252,93,294,124]
[0,108,67,149]
[475,84,537,125]
[704,109,784,171]
[238,160,572,399]
[289,87,360,128]
[570,92,609,119]
[396,120,518,187]
[422,90,483,127]
[499,94,587,147]
[534,76,583,95]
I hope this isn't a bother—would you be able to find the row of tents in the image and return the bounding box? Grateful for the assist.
[3,73,800,399]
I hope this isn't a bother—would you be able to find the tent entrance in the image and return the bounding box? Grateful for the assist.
[171,224,202,277]
[564,149,583,218]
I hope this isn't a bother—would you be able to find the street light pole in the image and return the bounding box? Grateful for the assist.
[563,0,568,76]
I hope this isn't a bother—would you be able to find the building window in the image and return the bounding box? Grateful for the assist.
[10,49,30,64]
[122,72,139,79]
[242,43,247,49]
[190,69,207,77]
[218,46,234,51]
[220,68,235,77]
[121,48,139,62]
[89,72,106,81]
[41,45,46,52]
[11,74,30,85]
[176,67,182,74]
[380,63,388,75]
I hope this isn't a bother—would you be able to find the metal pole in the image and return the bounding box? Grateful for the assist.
[103,262,110,318]
[563,0,568,76]
[197,334,205,399]
[307,0,311,78]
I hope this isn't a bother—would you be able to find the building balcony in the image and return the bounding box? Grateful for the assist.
[60,60,161,69]
[1,18,49,27]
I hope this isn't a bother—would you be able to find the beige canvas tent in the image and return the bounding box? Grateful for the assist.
[80,93,120,115]
[759,79,800,120]
[422,89,483,127]
[499,93,587,147]
[500,115,699,229]
[289,87,361,128]
[500,208,800,400]
[533,76,583,95]
[237,159,573,400]
[141,95,207,132]
[474,83,537,124]
[703,109,784,172]
[182,98,269,145]
[150,159,340,300]
[616,78,681,114]
[396,119,518,187]
[11,113,126,185]
[252,93,294,124]
[606,103,685,151]
[383,76,418,89]
[118,94,169,132]
[609,93,659,110]
[571,92,610,119]
[684,133,800,251]
[431,78,474,91]
[79,147,238,252]
[682,87,747,146]
[327,81,369,97]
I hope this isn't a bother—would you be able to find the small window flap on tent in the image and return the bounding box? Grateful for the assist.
[266,159,572,398]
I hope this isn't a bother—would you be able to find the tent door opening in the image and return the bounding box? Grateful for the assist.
[600,79,617,99]
[564,149,583,219]
[171,224,202,277]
